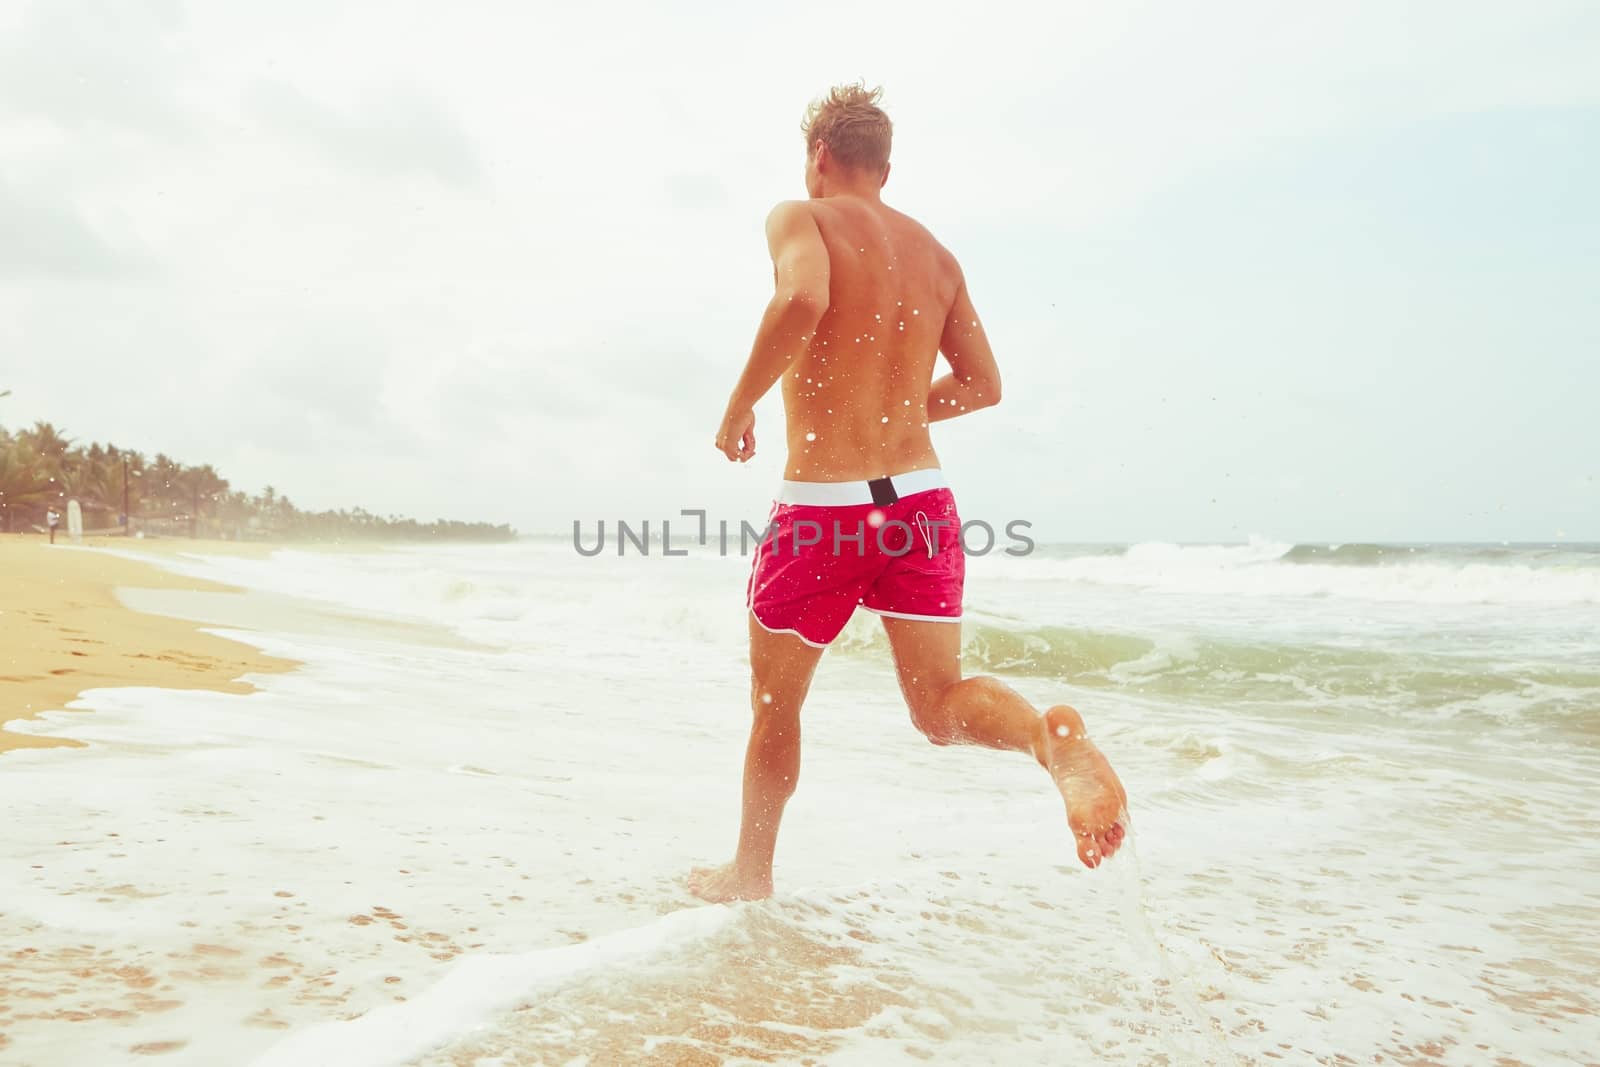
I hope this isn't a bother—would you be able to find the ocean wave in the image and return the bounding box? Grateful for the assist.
[835,617,1600,710]
[990,539,1600,605]
[250,905,737,1067]
[1280,542,1392,565]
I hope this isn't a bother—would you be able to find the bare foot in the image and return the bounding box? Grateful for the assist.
[687,861,774,903]
[1040,705,1129,869]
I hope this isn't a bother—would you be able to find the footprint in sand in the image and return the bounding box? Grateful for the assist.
[129,1040,188,1056]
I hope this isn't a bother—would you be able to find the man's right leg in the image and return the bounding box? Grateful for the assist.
[880,615,1128,869]
[688,614,825,902]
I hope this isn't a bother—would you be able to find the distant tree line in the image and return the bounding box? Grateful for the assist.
[0,421,515,542]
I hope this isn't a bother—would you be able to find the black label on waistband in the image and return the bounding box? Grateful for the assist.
[868,476,900,507]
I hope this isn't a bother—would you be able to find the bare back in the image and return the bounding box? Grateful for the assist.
[780,198,959,481]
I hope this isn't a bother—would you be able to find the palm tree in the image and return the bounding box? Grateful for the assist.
[0,437,47,532]
[18,421,73,472]
[175,465,229,537]
[146,453,181,511]
[54,461,102,509]
[0,419,514,542]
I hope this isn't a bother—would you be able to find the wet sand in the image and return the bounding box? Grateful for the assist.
[0,534,300,754]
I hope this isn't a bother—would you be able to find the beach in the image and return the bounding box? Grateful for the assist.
[1,537,1598,1065]
[7,3,1595,1064]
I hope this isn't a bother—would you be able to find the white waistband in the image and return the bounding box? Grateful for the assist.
[776,468,947,507]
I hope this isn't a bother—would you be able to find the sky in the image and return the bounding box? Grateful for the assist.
[1,0,1596,543]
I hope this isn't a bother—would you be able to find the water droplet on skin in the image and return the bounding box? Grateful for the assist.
[1055,724,1070,738]
[761,693,773,705]
[805,432,816,442]
[971,320,977,326]
[912,309,919,315]
[880,416,889,423]
[903,400,911,405]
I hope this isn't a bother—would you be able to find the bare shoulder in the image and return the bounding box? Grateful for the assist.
[931,236,962,288]
[924,230,963,286]
[888,206,962,283]
[765,199,817,229]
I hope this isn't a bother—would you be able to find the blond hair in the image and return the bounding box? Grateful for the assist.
[801,81,892,174]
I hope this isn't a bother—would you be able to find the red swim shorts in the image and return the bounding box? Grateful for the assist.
[746,468,964,647]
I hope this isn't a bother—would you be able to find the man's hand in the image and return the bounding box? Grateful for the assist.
[715,406,756,462]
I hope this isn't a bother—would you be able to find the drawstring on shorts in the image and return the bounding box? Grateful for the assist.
[914,510,935,558]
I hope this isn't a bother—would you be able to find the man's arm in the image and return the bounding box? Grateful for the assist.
[929,265,1002,423]
[715,201,831,462]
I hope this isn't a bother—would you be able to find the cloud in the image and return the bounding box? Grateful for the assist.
[662,173,729,211]
[2,0,1596,539]
[0,0,192,140]
[243,80,486,188]
[0,179,148,279]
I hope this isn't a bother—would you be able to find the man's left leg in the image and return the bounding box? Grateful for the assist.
[688,615,826,902]
[880,615,1129,868]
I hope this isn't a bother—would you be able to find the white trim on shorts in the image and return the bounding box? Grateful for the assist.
[861,605,963,624]
[776,467,947,507]
[747,607,830,648]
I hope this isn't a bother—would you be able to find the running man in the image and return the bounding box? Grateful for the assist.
[691,83,1128,903]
